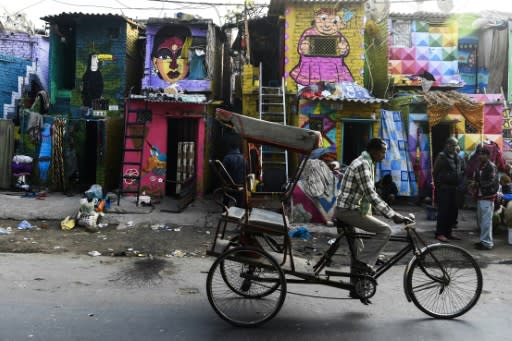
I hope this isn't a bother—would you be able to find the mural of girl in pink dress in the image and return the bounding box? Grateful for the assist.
[290,7,354,86]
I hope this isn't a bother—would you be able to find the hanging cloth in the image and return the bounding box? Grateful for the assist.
[188,49,207,80]
[425,91,483,131]
[0,119,15,189]
[38,123,52,183]
[377,110,417,197]
[51,118,66,191]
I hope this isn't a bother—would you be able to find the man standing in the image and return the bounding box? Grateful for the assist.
[433,137,463,242]
[335,138,408,298]
[471,147,499,250]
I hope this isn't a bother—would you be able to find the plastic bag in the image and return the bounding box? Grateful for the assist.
[85,184,103,200]
[60,216,76,230]
[288,226,312,241]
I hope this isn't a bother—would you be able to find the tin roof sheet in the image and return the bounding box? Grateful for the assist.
[41,12,138,26]
[269,0,365,15]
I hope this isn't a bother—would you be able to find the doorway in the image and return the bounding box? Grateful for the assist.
[82,120,99,185]
[166,118,198,197]
[431,123,452,161]
[342,121,371,165]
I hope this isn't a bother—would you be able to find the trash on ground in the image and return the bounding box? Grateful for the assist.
[176,287,199,295]
[126,221,134,227]
[88,250,101,257]
[0,227,11,235]
[288,226,312,241]
[97,223,108,228]
[327,238,336,245]
[138,193,151,206]
[17,220,34,230]
[60,216,76,230]
[171,250,185,257]
[174,228,181,232]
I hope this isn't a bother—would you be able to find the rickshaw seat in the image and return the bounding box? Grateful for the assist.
[223,206,246,221]
[210,159,288,235]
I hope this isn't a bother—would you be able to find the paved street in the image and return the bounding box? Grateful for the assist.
[0,254,511,341]
[1,192,511,340]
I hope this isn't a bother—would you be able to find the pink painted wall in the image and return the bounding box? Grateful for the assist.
[122,100,206,198]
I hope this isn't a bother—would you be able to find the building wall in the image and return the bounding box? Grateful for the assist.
[0,54,31,118]
[72,17,127,113]
[284,3,366,92]
[0,32,49,118]
[298,100,379,161]
[142,22,211,93]
[122,100,209,198]
[125,22,142,96]
[388,18,460,87]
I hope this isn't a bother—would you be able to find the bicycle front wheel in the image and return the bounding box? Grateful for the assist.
[406,244,482,319]
[207,246,286,327]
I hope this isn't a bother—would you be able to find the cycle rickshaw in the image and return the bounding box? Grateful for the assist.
[207,108,482,327]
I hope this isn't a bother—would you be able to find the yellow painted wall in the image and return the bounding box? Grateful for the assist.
[284,3,366,93]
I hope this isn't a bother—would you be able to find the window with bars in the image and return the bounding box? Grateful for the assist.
[305,36,339,56]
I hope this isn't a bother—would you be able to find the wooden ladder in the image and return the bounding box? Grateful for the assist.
[117,102,152,206]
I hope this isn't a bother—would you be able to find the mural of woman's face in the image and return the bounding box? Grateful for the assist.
[152,36,184,83]
[314,11,339,35]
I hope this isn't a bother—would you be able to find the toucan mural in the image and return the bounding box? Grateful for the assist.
[81,53,114,107]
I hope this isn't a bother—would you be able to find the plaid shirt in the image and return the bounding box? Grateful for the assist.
[336,151,396,218]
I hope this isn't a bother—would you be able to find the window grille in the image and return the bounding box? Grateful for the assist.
[305,36,339,56]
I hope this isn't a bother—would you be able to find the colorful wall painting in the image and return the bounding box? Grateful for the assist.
[121,100,207,198]
[298,99,337,152]
[388,19,461,86]
[458,37,478,93]
[290,7,354,86]
[143,23,210,92]
[283,3,365,92]
[81,53,115,108]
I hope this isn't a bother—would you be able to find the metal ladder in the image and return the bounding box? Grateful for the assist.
[117,101,152,206]
[258,63,288,191]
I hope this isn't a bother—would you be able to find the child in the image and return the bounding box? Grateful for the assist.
[376,174,398,205]
[500,174,512,195]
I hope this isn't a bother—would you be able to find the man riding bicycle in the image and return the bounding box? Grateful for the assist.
[335,138,409,300]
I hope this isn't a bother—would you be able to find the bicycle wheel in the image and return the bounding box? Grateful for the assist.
[406,244,482,319]
[220,258,281,298]
[207,246,286,327]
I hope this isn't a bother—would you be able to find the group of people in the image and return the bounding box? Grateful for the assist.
[433,137,500,250]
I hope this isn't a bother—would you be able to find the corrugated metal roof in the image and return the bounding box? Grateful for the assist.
[389,12,452,21]
[146,17,214,25]
[269,0,365,15]
[308,97,388,104]
[41,12,138,26]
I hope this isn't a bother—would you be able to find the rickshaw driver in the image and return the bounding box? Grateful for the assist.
[335,138,410,300]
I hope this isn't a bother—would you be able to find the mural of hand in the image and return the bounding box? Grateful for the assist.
[299,40,310,54]
[337,39,349,55]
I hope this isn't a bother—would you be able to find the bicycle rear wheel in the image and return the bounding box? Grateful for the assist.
[406,244,482,319]
[207,246,286,327]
